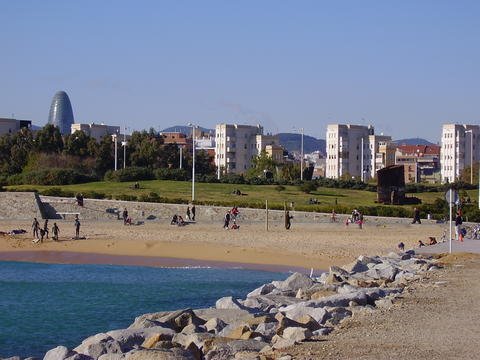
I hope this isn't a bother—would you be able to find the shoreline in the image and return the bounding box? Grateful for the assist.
[0,250,312,273]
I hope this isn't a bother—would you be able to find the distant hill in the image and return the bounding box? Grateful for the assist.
[394,138,436,146]
[161,125,214,135]
[277,133,326,154]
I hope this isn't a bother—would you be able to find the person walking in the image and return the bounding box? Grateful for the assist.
[186,206,191,221]
[455,211,463,241]
[411,207,421,224]
[74,215,81,239]
[122,209,128,225]
[285,210,293,230]
[223,211,231,229]
[191,205,196,221]
[32,218,40,239]
[52,222,60,241]
[43,219,49,239]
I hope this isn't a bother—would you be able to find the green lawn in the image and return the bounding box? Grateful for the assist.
[7,180,478,212]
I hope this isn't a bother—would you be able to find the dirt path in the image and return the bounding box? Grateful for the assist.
[283,254,480,360]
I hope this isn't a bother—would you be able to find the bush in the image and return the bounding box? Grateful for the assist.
[154,168,189,181]
[299,181,318,194]
[138,191,161,203]
[115,194,138,201]
[7,169,95,186]
[104,167,154,182]
[40,187,75,197]
[275,185,286,192]
[220,174,246,184]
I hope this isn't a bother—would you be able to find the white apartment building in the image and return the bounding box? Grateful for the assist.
[326,124,392,180]
[71,123,121,141]
[215,124,279,174]
[440,124,480,183]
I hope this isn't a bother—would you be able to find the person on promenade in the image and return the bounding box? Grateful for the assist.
[331,209,337,223]
[32,218,40,239]
[412,207,421,224]
[455,211,463,241]
[52,222,60,241]
[285,210,293,230]
[224,211,231,229]
[43,219,49,239]
[74,215,81,239]
[191,205,196,221]
[186,206,191,221]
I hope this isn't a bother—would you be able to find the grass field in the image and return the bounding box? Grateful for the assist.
[6,180,479,213]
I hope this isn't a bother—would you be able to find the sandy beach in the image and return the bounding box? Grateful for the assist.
[0,218,447,271]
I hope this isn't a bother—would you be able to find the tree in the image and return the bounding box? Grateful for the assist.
[246,150,277,179]
[459,162,479,184]
[94,135,114,177]
[279,163,301,182]
[64,131,93,157]
[35,124,63,153]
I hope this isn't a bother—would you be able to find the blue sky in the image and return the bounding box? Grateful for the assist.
[1,0,479,142]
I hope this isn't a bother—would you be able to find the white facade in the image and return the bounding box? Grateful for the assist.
[215,124,277,174]
[326,124,392,180]
[71,123,121,141]
[440,124,480,183]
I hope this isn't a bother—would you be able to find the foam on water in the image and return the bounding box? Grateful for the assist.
[0,261,287,358]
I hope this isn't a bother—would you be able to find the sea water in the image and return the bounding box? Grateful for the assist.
[0,261,287,358]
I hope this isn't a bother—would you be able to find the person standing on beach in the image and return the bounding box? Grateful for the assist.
[186,206,191,221]
[32,218,40,239]
[122,209,128,225]
[191,205,196,221]
[52,222,60,241]
[223,211,231,229]
[43,219,49,239]
[455,211,463,241]
[285,211,293,230]
[412,207,421,224]
[74,215,81,239]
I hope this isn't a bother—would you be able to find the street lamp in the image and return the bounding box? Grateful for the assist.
[121,127,129,169]
[111,132,118,171]
[188,123,198,202]
[293,127,304,181]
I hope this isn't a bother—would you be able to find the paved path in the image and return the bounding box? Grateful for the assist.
[417,236,480,255]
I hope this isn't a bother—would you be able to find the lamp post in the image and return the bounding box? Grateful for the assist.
[111,133,118,171]
[121,127,128,169]
[361,137,364,182]
[179,146,183,169]
[188,123,197,202]
[293,127,304,181]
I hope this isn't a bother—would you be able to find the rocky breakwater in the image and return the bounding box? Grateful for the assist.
[20,251,440,360]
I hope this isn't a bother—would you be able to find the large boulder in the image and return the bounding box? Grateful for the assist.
[74,333,123,358]
[158,309,206,332]
[273,273,315,292]
[204,317,227,334]
[281,327,312,343]
[246,283,276,297]
[44,346,79,360]
[254,322,277,340]
[215,297,247,310]
[172,332,215,350]
[107,327,175,351]
[283,303,328,325]
[124,348,195,360]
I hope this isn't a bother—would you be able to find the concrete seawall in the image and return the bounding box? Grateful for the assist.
[0,192,436,226]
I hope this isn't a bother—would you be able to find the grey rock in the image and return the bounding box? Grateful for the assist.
[204,317,227,334]
[172,332,215,350]
[329,266,349,277]
[125,348,195,360]
[282,327,312,342]
[274,273,315,292]
[271,335,295,350]
[98,355,125,360]
[254,322,277,340]
[215,296,247,310]
[312,327,333,336]
[43,346,75,360]
[283,304,328,324]
[181,324,204,335]
[325,307,352,325]
[246,283,276,297]
[159,309,206,332]
[107,327,175,351]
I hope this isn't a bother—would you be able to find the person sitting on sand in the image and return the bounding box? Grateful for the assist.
[171,214,178,225]
[418,240,426,247]
[177,216,186,226]
[125,216,132,225]
[231,218,239,230]
[398,242,405,251]
[428,236,437,245]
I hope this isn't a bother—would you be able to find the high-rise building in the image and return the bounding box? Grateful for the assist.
[326,124,392,180]
[395,144,441,183]
[440,124,480,183]
[48,90,74,135]
[215,124,279,175]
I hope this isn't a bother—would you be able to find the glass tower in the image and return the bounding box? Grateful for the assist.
[48,90,74,135]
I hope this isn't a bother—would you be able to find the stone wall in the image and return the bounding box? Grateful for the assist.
[0,192,43,220]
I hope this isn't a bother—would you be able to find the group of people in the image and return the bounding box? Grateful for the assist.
[223,206,240,230]
[170,214,186,226]
[346,209,364,228]
[31,218,60,243]
[186,205,196,221]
